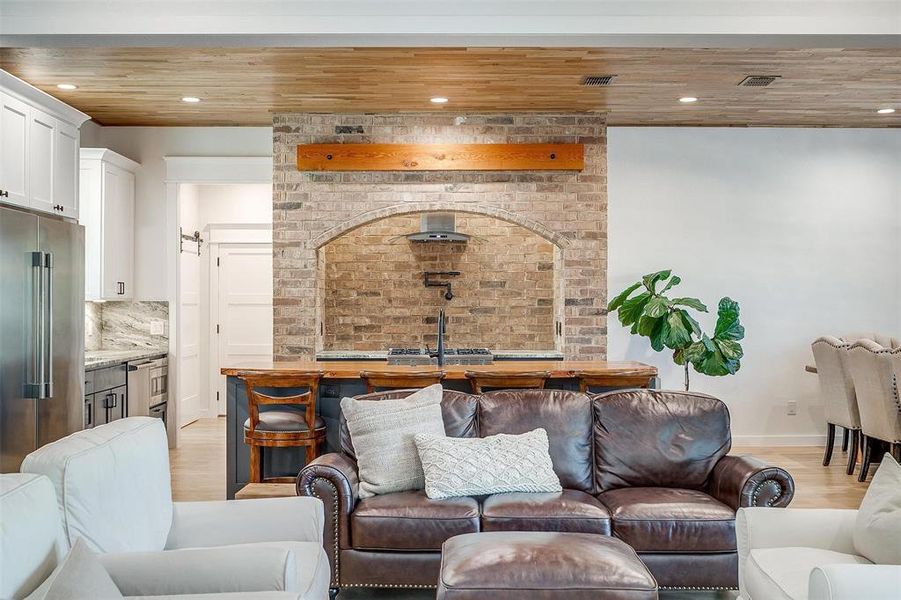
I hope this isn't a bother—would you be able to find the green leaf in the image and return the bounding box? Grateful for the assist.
[683,340,707,364]
[608,282,642,312]
[714,297,745,341]
[695,345,732,377]
[660,310,693,350]
[659,275,681,295]
[643,296,671,318]
[637,315,659,337]
[641,270,672,294]
[679,310,702,337]
[715,338,744,360]
[673,348,686,365]
[618,292,651,326]
[672,297,708,312]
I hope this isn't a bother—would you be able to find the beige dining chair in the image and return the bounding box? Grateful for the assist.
[811,336,861,474]
[846,339,901,481]
[841,332,901,349]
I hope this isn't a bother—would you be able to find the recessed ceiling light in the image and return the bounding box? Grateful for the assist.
[181,96,201,103]
[877,108,896,114]
[430,97,449,104]
[679,97,699,103]
[56,83,77,91]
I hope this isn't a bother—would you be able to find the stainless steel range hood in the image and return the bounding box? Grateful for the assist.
[406,212,470,243]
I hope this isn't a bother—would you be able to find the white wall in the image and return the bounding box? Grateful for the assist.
[183,183,273,228]
[79,125,272,300]
[608,127,901,444]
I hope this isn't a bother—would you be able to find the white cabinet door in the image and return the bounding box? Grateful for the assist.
[54,120,79,219]
[28,106,56,215]
[101,164,135,300]
[0,93,29,208]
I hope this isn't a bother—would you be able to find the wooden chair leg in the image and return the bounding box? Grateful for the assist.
[841,427,849,452]
[249,444,262,484]
[846,429,859,475]
[893,443,901,463]
[823,423,836,466]
[858,435,873,482]
[304,442,315,466]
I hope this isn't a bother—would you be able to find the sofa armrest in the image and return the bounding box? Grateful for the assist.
[707,455,795,510]
[166,497,324,549]
[99,545,297,596]
[809,565,901,600]
[296,453,360,588]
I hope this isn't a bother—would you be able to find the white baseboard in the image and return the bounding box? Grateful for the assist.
[732,434,827,446]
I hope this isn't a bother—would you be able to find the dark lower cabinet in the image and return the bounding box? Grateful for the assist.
[149,402,167,430]
[84,364,128,427]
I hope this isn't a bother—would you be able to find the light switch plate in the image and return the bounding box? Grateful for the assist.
[786,401,798,416]
[150,320,166,336]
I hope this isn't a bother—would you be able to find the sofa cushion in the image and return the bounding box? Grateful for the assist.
[340,389,479,458]
[21,417,173,553]
[592,389,731,491]
[0,474,68,600]
[854,454,901,564]
[479,390,594,492]
[481,489,611,534]
[598,487,735,552]
[744,547,871,600]
[27,538,123,600]
[351,491,479,551]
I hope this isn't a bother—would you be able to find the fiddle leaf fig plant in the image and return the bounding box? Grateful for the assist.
[608,270,745,390]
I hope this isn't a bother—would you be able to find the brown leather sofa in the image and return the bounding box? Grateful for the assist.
[297,388,795,596]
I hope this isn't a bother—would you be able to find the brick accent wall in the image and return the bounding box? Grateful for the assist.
[272,113,607,360]
[323,213,556,351]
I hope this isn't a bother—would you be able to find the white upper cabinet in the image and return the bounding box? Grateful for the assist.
[0,70,90,218]
[80,148,140,301]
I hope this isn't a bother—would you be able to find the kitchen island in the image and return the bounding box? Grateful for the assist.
[221,360,657,498]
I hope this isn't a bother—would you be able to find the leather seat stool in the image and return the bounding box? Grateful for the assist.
[436,531,658,599]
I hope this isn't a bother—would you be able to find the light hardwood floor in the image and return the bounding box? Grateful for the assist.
[171,417,870,508]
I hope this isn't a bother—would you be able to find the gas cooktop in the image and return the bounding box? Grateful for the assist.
[387,347,493,366]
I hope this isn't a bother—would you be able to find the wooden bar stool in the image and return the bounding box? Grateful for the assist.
[464,370,551,394]
[360,369,445,393]
[237,370,325,484]
[577,369,653,394]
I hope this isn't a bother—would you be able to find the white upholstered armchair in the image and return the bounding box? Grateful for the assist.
[11,417,330,599]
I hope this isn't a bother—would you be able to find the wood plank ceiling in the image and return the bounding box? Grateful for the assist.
[0,47,898,127]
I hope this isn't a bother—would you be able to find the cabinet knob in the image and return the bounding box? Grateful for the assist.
[0,190,8,198]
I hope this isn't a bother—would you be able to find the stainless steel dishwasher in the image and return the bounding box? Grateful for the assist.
[127,356,168,429]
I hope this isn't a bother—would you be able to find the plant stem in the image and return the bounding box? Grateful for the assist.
[684,363,690,391]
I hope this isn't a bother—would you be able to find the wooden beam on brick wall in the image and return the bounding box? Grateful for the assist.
[296,143,584,171]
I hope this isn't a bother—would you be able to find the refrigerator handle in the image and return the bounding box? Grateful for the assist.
[29,252,45,399]
[44,252,54,399]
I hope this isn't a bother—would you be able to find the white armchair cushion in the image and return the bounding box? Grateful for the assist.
[853,455,901,565]
[0,474,67,600]
[809,564,901,600]
[26,538,122,600]
[126,594,304,600]
[744,547,870,600]
[21,418,173,554]
[166,497,324,549]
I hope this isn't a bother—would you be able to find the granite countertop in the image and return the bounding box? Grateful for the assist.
[315,349,565,360]
[85,349,168,370]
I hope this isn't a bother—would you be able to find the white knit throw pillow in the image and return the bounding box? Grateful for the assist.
[414,428,562,500]
[853,454,901,564]
[341,384,446,499]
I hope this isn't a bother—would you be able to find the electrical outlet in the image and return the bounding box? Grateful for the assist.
[150,320,165,336]
[787,401,798,416]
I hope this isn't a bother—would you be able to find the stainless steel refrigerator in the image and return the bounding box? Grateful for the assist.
[1,204,84,472]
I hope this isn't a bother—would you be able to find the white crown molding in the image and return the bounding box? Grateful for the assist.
[80,148,141,172]
[163,156,273,184]
[0,70,91,126]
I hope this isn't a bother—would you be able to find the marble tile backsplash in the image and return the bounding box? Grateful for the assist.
[85,301,169,351]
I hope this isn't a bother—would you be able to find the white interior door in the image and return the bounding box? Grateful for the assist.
[214,243,273,415]
[179,248,201,426]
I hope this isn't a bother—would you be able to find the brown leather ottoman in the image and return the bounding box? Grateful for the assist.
[437,532,658,599]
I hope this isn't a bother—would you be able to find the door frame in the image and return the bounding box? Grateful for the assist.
[206,225,272,416]
[163,156,271,448]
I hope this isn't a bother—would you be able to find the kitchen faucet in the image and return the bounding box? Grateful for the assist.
[436,308,446,366]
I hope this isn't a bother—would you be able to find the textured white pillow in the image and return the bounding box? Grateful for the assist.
[853,454,901,564]
[341,384,446,498]
[414,428,562,500]
[26,538,123,600]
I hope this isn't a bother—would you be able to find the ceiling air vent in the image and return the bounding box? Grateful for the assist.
[738,75,781,88]
[581,75,617,87]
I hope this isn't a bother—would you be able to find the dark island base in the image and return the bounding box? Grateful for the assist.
[226,373,658,499]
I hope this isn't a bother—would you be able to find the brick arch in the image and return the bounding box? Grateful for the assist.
[312,202,571,250]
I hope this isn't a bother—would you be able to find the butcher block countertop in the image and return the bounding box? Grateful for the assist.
[221,360,657,382]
